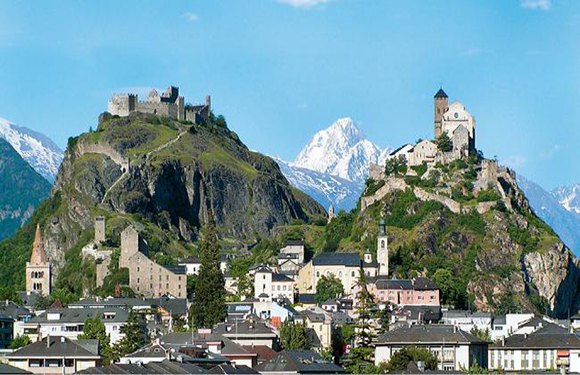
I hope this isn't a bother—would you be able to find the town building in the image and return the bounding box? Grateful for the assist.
[0,314,14,348]
[369,277,440,306]
[120,226,187,298]
[489,330,580,372]
[21,308,130,344]
[25,225,51,296]
[298,252,378,295]
[374,325,488,371]
[0,301,33,338]
[214,317,279,350]
[8,336,101,374]
[108,85,211,124]
[279,240,306,265]
[390,305,442,329]
[79,359,208,374]
[256,350,345,374]
[295,310,333,348]
[253,266,296,303]
[179,255,201,275]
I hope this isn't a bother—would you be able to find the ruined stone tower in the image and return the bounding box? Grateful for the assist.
[26,225,52,296]
[94,216,106,244]
[434,87,449,138]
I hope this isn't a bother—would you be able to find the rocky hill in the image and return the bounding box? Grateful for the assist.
[0,112,325,291]
[308,156,580,318]
[0,138,51,240]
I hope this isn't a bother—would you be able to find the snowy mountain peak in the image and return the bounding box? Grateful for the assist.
[292,117,389,182]
[0,117,64,182]
[551,184,580,215]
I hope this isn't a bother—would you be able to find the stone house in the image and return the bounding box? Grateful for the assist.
[367,277,440,307]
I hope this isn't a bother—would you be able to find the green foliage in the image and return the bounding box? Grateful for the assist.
[411,163,428,177]
[79,317,114,364]
[344,269,377,374]
[324,210,356,251]
[56,229,95,297]
[112,309,145,360]
[470,327,491,342]
[456,211,486,235]
[476,188,500,202]
[432,268,465,309]
[384,190,444,229]
[436,132,453,152]
[33,288,80,310]
[385,155,407,177]
[494,289,520,314]
[186,275,197,299]
[375,307,390,335]
[280,320,311,350]
[382,346,438,372]
[8,335,31,349]
[363,178,386,197]
[189,218,227,328]
[315,275,344,304]
[508,223,538,254]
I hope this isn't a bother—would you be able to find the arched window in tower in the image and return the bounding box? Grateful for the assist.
[381,240,385,249]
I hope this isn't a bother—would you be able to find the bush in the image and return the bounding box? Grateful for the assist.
[411,163,428,177]
[477,188,500,202]
[363,178,385,197]
[457,211,486,235]
[436,132,453,152]
[385,155,408,176]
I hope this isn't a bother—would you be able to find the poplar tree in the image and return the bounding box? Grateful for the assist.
[190,217,227,328]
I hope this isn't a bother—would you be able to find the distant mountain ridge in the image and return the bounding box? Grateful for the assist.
[551,184,580,215]
[0,137,51,239]
[277,117,390,210]
[0,117,64,182]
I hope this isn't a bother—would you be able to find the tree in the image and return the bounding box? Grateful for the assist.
[189,217,227,329]
[436,132,453,152]
[186,275,197,299]
[79,317,114,364]
[235,274,254,299]
[385,155,408,177]
[280,320,311,350]
[375,306,390,335]
[8,335,31,349]
[382,346,438,372]
[470,327,491,342]
[315,275,344,304]
[344,268,377,373]
[112,309,145,359]
[432,268,464,308]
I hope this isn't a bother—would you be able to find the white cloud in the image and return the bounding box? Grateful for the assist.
[520,0,551,11]
[507,155,527,167]
[182,12,199,22]
[277,0,329,9]
[538,144,562,160]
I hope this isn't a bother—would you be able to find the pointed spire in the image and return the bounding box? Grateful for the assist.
[30,224,47,265]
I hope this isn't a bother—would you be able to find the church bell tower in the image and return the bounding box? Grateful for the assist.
[377,219,389,276]
[434,87,448,138]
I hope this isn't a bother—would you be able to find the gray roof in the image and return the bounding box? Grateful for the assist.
[0,363,31,374]
[163,265,187,275]
[413,277,438,290]
[160,332,253,356]
[375,279,413,290]
[434,88,448,98]
[214,319,277,337]
[125,343,167,358]
[69,297,187,315]
[256,350,345,374]
[75,339,100,356]
[376,325,487,345]
[17,291,38,308]
[297,294,316,304]
[9,336,100,358]
[180,255,201,264]
[285,240,305,246]
[272,273,293,282]
[78,359,207,374]
[394,306,441,322]
[492,332,580,349]
[0,301,32,320]
[207,364,259,374]
[312,252,377,268]
[30,307,129,324]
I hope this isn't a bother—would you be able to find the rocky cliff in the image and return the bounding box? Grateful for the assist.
[326,157,580,318]
[2,112,325,286]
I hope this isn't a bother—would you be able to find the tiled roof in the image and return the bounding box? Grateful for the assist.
[312,252,377,267]
[491,332,580,349]
[78,359,206,374]
[241,345,278,362]
[29,307,129,324]
[272,273,293,282]
[285,240,305,246]
[208,364,259,374]
[0,363,31,374]
[9,336,100,358]
[180,255,201,264]
[434,88,448,98]
[256,350,345,374]
[376,325,487,345]
[214,319,277,337]
[0,301,31,319]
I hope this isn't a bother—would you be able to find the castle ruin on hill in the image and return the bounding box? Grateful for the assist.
[108,85,211,124]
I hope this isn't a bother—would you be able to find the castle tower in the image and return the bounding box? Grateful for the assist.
[120,226,141,269]
[94,216,106,245]
[26,225,52,296]
[327,204,335,224]
[377,219,389,276]
[434,88,448,138]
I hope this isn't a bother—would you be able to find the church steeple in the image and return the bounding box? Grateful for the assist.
[377,218,389,276]
[30,224,47,265]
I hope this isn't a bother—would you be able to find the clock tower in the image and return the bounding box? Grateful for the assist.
[377,219,389,276]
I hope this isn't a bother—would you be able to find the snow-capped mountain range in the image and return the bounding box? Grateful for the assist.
[0,117,64,182]
[551,184,580,215]
[277,117,390,210]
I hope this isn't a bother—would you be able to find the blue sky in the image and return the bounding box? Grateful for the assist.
[0,0,578,190]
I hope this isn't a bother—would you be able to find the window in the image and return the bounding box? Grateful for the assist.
[29,360,43,367]
[339,271,342,277]
[351,271,355,277]
[521,351,529,369]
[316,272,320,277]
[65,359,74,367]
[381,240,385,249]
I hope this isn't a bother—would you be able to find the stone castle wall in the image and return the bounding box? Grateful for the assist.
[76,141,129,172]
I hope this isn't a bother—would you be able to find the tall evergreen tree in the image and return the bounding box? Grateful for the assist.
[345,267,377,373]
[280,320,311,350]
[190,217,227,328]
[79,316,114,364]
[112,309,145,360]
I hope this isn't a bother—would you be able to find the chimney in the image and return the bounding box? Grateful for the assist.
[46,335,50,348]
